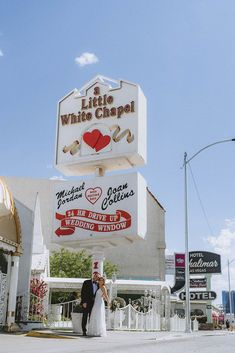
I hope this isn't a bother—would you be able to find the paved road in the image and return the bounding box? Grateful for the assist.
[0,330,234,353]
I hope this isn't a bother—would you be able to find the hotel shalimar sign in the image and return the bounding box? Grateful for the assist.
[55,75,147,176]
[52,172,147,248]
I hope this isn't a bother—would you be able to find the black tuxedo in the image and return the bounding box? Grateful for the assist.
[81,279,98,334]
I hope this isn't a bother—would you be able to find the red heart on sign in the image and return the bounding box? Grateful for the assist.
[95,134,111,152]
[83,129,101,149]
[83,129,111,152]
[85,187,102,204]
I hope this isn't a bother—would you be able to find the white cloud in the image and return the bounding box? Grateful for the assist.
[49,175,66,181]
[206,227,235,256]
[205,219,235,304]
[224,218,235,230]
[165,248,174,255]
[0,50,3,57]
[75,52,98,67]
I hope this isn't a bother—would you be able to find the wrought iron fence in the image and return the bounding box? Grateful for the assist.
[0,272,7,327]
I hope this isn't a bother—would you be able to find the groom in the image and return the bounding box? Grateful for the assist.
[81,271,100,336]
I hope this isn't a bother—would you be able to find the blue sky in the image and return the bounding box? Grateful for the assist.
[1,1,235,299]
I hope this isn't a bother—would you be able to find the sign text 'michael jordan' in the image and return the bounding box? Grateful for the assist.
[60,86,135,126]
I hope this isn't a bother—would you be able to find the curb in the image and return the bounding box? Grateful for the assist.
[155,330,233,342]
[25,331,75,339]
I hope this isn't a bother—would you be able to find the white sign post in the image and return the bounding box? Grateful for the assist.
[54,75,147,277]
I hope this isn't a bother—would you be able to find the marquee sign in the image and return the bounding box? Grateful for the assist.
[190,278,207,288]
[165,255,175,275]
[52,172,147,248]
[170,251,220,293]
[189,251,221,274]
[179,291,217,301]
[175,253,185,268]
[55,75,147,176]
[171,253,185,293]
[173,251,221,274]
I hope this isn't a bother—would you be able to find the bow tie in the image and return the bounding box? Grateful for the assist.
[93,281,97,284]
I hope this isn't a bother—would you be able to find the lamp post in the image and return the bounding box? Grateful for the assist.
[228,258,235,323]
[183,138,235,333]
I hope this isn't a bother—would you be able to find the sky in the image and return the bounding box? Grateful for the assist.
[1,0,235,304]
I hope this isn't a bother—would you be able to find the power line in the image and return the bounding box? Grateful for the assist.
[188,162,215,237]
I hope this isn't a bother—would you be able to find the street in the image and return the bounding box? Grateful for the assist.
[0,331,234,353]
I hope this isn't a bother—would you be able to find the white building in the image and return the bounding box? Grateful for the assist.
[0,178,23,331]
[0,176,166,329]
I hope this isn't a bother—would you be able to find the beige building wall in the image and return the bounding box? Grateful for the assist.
[104,189,166,280]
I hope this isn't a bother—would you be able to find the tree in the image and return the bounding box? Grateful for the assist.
[50,248,118,278]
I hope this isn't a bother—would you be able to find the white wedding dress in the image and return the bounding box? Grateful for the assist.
[88,288,107,337]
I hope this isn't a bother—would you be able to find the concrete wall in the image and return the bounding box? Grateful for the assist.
[15,200,34,299]
[104,190,166,280]
[0,195,34,324]
[4,177,62,250]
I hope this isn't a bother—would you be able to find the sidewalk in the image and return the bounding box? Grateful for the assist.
[24,328,235,340]
[0,329,234,353]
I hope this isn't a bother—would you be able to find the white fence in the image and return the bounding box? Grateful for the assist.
[108,304,161,331]
[48,299,80,329]
[47,301,199,332]
[170,314,199,332]
[15,297,199,333]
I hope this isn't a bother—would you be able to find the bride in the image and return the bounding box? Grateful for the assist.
[88,276,110,337]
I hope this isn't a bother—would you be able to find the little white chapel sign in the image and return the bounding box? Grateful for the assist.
[55,75,147,176]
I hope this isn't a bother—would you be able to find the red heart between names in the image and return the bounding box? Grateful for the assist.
[83,129,101,149]
[85,187,102,204]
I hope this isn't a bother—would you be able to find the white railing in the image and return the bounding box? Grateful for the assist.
[170,314,186,332]
[192,317,199,331]
[46,300,199,332]
[48,299,80,329]
[107,304,161,331]
[47,301,162,331]
[170,314,199,332]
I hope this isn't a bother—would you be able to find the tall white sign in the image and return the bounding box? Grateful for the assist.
[52,172,147,248]
[55,76,147,176]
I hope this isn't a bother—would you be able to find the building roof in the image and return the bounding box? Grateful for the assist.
[45,276,170,292]
[147,188,165,211]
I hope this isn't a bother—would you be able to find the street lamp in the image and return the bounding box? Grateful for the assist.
[183,138,235,333]
[228,258,235,323]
